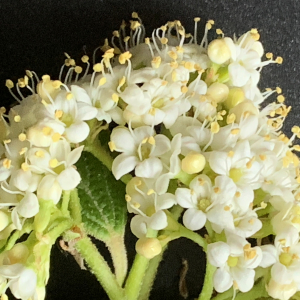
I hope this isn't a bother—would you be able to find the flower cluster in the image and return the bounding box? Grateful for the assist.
[0,12,299,300]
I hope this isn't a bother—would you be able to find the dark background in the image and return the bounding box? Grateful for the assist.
[0,0,300,299]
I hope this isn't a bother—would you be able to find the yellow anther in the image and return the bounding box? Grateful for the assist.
[119,51,132,64]
[194,17,200,22]
[52,80,62,89]
[147,189,155,195]
[55,110,63,119]
[181,86,188,93]
[113,30,120,37]
[17,78,26,88]
[4,139,11,144]
[194,64,203,72]
[160,25,167,31]
[18,133,26,142]
[248,218,255,224]
[276,56,283,64]
[66,92,73,100]
[52,133,61,142]
[184,61,194,70]
[292,126,300,134]
[0,107,6,114]
[161,80,168,86]
[259,154,267,161]
[244,249,257,260]
[214,187,220,194]
[228,151,234,157]
[99,77,107,86]
[145,37,150,45]
[216,28,223,35]
[25,70,33,78]
[112,93,119,103]
[210,122,220,133]
[277,95,285,103]
[148,136,156,145]
[152,56,162,68]
[246,158,255,169]
[206,22,212,30]
[81,55,89,63]
[69,59,76,66]
[208,19,215,25]
[5,79,14,89]
[130,21,141,30]
[19,147,28,155]
[42,127,52,135]
[170,61,179,69]
[226,113,236,124]
[41,100,48,106]
[224,205,230,211]
[266,52,273,59]
[230,128,240,135]
[74,66,82,74]
[103,48,115,59]
[3,158,11,169]
[132,12,139,18]
[176,46,184,53]
[108,141,116,152]
[14,115,21,122]
[119,76,126,87]
[276,86,282,94]
[142,138,148,144]
[35,150,45,158]
[49,158,59,168]
[293,145,300,152]
[149,108,156,116]
[160,37,168,45]
[133,202,141,209]
[21,162,29,172]
[235,191,241,198]
[93,63,102,72]
[261,201,267,209]
[125,194,131,202]
[264,135,271,141]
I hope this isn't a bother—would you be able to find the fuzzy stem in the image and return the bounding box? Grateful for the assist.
[198,259,216,300]
[69,189,82,225]
[106,233,128,286]
[75,236,126,300]
[179,224,207,251]
[61,190,71,216]
[125,254,150,300]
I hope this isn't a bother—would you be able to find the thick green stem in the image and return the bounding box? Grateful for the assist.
[69,189,82,225]
[47,219,74,241]
[125,254,149,300]
[85,139,131,185]
[198,260,216,300]
[106,233,128,286]
[61,190,71,216]
[76,236,126,300]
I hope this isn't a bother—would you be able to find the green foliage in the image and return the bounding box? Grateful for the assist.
[76,151,127,241]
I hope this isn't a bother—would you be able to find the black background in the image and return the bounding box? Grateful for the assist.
[0,1,300,299]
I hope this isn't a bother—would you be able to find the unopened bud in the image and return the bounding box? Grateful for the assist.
[266,279,297,300]
[181,152,206,174]
[7,243,29,264]
[229,100,258,123]
[207,39,231,64]
[223,88,245,109]
[207,82,229,103]
[136,237,162,259]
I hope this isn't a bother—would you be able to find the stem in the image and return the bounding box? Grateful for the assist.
[75,236,126,300]
[85,139,132,185]
[69,189,82,225]
[47,219,74,241]
[5,222,33,251]
[106,233,128,286]
[125,254,149,300]
[211,289,233,300]
[61,190,71,216]
[198,259,216,300]
[234,279,267,300]
[179,224,207,251]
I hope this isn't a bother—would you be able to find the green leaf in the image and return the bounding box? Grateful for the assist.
[76,151,127,241]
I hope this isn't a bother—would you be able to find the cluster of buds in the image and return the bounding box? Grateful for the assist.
[0,12,298,300]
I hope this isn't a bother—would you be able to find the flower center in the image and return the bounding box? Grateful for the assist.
[140,144,152,160]
[227,256,239,267]
[60,113,74,127]
[197,198,211,212]
[279,253,293,267]
[152,98,165,109]
[229,168,243,183]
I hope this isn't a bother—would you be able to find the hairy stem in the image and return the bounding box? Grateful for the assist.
[198,259,216,300]
[76,236,126,300]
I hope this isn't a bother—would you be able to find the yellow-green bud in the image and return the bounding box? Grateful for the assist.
[207,39,231,64]
[207,82,229,103]
[7,243,29,264]
[229,100,259,123]
[223,88,245,109]
[135,237,162,259]
[181,152,206,175]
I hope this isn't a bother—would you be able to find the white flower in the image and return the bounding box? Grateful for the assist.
[208,233,262,293]
[126,177,176,237]
[110,126,170,179]
[266,279,297,300]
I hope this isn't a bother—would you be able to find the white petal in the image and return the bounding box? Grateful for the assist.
[213,267,233,293]
[135,157,162,178]
[231,267,255,292]
[130,215,147,238]
[57,167,81,190]
[259,245,277,268]
[151,135,171,157]
[11,208,22,230]
[109,106,126,125]
[175,188,197,208]
[272,263,292,285]
[67,146,84,166]
[17,192,39,218]
[209,152,230,175]
[65,121,90,143]
[0,263,24,278]
[148,210,168,230]
[37,175,62,204]
[156,193,176,210]
[183,208,207,231]
[17,268,37,299]
[71,85,91,104]
[229,62,250,87]
[207,242,231,267]
[77,103,98,121]
[112,154,138,180]
[111,127,136,153]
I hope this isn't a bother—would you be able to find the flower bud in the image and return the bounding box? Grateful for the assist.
[135,237,162,259]
[207,39,231,64]
[229,100,258,123]
[206,83,229,103]
[0,210,10,232]
[223,88,245,109]
[7,243,29,264]
[181,152,206,174]
[266,279,297,300]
